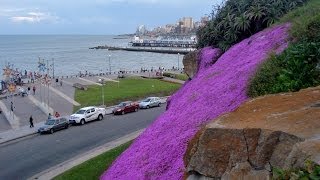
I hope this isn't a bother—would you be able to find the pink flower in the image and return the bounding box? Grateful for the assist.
[101,23,291,180]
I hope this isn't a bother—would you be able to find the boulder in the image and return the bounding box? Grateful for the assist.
[183,50,200,79]
[185,128,303,179]
[185,86,320,179]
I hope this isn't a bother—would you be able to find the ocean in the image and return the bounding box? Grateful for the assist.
[0,35,184,77]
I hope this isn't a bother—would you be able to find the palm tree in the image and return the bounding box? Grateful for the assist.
[234,12,251,31]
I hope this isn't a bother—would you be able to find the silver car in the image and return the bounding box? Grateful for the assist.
[139,97,161,109]
[38,117,69,134]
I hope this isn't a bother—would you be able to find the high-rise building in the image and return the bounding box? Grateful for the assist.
[181,17,194,29]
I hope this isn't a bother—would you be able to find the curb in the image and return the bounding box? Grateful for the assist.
[0,132,38,145]
[28,129,144,180]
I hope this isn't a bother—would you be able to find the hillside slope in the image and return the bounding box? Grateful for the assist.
[101,24,291,179]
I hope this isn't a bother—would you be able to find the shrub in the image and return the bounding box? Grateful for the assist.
[272,160,320,180]
[248,41,320,97]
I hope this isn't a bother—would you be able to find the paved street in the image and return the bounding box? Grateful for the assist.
[0,106,165,180]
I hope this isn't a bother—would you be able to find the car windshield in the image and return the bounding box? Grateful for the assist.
[45,120,55,125]
[142,98,151,102]
[118,102,126,107]
[75,109,86,114]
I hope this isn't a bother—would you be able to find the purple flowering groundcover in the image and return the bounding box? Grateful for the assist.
[101,23,291,180]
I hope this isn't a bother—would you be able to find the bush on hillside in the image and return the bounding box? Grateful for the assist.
[197,0,308,51]
[248,41,320,97]
[248,1,320,97]
[272,160,320,180]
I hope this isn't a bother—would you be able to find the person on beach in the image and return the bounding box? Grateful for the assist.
[29,115,34,128]
[32,86,36,95]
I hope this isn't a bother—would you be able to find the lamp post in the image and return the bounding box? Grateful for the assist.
[108,55,111,74]
[99,79,105,106]
[177,53,180,70]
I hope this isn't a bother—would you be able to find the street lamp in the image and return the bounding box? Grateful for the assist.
[177,53,180,70]
[98,79,105,106]
[108,55,111,74]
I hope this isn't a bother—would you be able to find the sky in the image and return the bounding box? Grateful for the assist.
[0,0,222,35]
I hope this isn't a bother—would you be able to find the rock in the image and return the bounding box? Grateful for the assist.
[183,50,200,79]
[185,128,303,179]
[184,86,320,179]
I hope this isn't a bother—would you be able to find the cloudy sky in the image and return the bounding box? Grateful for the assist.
[0,0,221,35]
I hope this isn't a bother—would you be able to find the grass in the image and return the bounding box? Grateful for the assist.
[74,77,181,109]
[163,72,189,81]
[279,0,320,40]
[53,141,132,180]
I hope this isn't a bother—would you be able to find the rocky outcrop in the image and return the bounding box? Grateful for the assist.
[185,86,320,179]
[183,50,200,78]
[182,48,222,79]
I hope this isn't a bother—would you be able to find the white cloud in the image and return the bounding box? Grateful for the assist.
[10,11,60,23]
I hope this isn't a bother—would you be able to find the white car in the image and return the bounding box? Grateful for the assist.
[139,97,161,109]
[69,106,107,125]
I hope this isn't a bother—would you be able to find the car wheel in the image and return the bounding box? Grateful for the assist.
[98,114,103,120]
[80,119,85,125]
[134,108,138,112]
[65,124,69,129]
[146,105,150,109]
[158,103,161,107]
[50,129,54,134]
[121,111,125,115]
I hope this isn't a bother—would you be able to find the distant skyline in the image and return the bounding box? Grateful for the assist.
[0,0,222,35]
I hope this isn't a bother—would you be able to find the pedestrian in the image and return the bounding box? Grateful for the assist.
[55,111,60,118]
[60,79,63,86]
[27,86,31,95]
[32,86,36,95]
[48,113,53,120]
[29,115,34,128]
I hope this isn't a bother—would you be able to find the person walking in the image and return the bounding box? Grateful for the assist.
[27,86,31,95]
[60,79,63,86]
[48,113,53,120]
[29,115,34,128]
[55,111,60,118]
[32,86,36,95]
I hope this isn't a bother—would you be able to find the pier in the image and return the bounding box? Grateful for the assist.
[89,46,194,55]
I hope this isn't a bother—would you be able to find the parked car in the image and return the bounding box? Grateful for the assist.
[38,117,69,134]
[113,101,139,115]
[69,106,106,125]
[139,97,161,109]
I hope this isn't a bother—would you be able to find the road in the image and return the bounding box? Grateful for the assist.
[0,106,165,180]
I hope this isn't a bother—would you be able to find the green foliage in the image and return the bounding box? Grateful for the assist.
[197,0,308,51]
[54,141,132,180]
[248,1,320,98]
[272,160,320,180]
[279,0,320,41]
[248,41,320,97]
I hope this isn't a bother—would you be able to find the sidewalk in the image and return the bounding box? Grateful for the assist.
[0,97,168,145]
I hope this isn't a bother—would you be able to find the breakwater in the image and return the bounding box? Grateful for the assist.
[89,46,193,55]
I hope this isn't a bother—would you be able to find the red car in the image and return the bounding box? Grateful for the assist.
[113,101,139,115]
